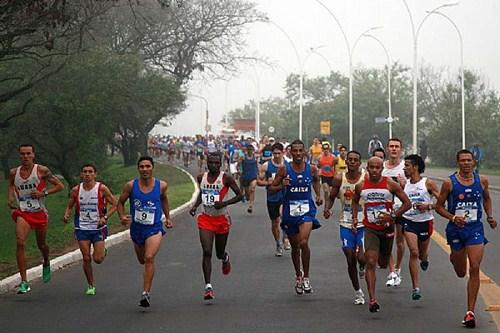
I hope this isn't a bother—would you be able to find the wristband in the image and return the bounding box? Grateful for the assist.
[452,215,457,223]
[487,216,494,222]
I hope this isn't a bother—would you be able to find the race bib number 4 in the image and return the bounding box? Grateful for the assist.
[289,200,310,217]
[80,209,99,223]
[19,199,41,212]
[455,208,478,223]
[366,205,389,224]
[134,209,155,225]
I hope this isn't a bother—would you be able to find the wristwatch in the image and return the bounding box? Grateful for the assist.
[104,215,109,221]
[43,189,49,197]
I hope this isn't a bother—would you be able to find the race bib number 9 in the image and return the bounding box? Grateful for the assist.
[455,208,478,223]
[19,198,41,212]
[289,200,310,217]
[366,205,388,224]
[134,209,155,225]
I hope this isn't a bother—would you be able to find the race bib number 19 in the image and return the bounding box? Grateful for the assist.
[202,190,220,206]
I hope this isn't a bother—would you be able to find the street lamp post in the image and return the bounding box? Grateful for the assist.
[402,0,458,153]
[190,94,209,137]
[267,20,303,139]
[362,34,393,138]
[425,10,465,149]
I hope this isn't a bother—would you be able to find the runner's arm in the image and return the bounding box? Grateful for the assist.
[256,163,268,186]
[101,184,118,218]
[38,166,64,197]
[189,174,203,215]
[117,181,133,224]
[311,165,323,205]
[269,164,286,193]
[63,185,78,223]
[7,168,17,209]
[351,183,362,231]
[388,178,412,217]
[219,173,243,207]
[160,180,172,227]
[324,174,342,218]
[434,179,463,224]
[481,176,497,229]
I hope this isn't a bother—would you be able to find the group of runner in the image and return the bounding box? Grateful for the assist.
[6,137,497,328]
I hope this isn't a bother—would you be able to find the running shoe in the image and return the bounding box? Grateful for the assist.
[394,272,402,286]
[283,239,291,251]
[275,245,284,257]
[359,265,365,279]
[138,291,150,307]
[303,277,313,294]
[42,263,51,283]
[412,288,421,300]
[354,289,365,305]
[369,299,380,313]
[295,276,304,295]
[386,272,397,287]
[16,281,31,294]
[420,259,429,271]
[204,286,215,302]
[85,286,96,296]
[222,254,231,275]
[462,311,476,328]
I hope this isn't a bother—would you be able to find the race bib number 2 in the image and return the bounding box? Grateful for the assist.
[455,208,478,223]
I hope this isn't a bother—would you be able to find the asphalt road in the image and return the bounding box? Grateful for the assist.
[0,166,498,333]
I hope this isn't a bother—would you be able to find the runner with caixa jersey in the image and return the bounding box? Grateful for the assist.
[8,144,65,294]
[352,156,411,313]
[270,139,323,296]
[117,156,172,308]
[189,153,242,303]
[435,149,497,329]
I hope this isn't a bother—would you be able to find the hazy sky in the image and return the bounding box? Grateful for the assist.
[152,0,500,137]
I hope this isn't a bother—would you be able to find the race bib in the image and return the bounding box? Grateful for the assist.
[455,208,478,223]
[289,200,309,217]
[80,209,99,223]
[202,190,220,207]
[343,204,363,221]
[134,209,155,225]
[19,198,41,212]
[366,205,389,224]
[271,173,276,181]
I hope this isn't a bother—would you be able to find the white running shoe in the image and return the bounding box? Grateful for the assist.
[394,269,402,286]
[295,276,304,295]
[386,272,397,287]
[303,277,313,294]
[275,245,284,257]
[354,289,365,305]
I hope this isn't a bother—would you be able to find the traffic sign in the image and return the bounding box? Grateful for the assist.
[375,117,387,124]
[320,121,331,135]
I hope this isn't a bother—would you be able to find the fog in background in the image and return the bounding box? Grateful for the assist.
[153,0,500,138]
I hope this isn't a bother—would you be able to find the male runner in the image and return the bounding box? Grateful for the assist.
[335,145,348,174]
[435,149,497,328]
[189,153,242,302]
[238,144,258,213]
[318,142,336,203]
[352,156,411,312]
[324,150,366,305]
[401,154,439,300]
[8,144,64,294]
[63,164,117,295]
[117,156,172,307]
[257,142,286,257]
[270,139,322,295]
[382,138,406,287]
[308,137,322,165]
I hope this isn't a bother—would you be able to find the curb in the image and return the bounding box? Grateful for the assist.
[0,165,199,294]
